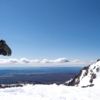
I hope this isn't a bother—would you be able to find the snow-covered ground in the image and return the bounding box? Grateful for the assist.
[0,84,100,100]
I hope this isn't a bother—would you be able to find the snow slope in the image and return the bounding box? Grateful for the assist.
[68,60,100,87]
[0,84,100,100]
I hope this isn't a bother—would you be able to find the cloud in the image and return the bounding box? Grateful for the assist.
[39,58,69,64]
[40,59,50,63]
[31,59,40,63]
[8,59,19,64]
[0,58,69,65]
[0,59,8,64]
[0,57,93,66]
[53,58,69,63]
[20,58,30,63]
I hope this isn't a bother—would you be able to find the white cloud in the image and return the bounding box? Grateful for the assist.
[8,59,19,64]
[0,59,8,64]
[40,59,50,63]
[53,58,69,63]
[0,84,99,100]
[31,59,40,63]
[20,58,30,63]
[0,58,93,66]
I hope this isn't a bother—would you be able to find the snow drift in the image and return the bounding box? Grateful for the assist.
[0,84,100,100]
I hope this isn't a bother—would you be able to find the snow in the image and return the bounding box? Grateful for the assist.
[0,84,100,100]
[78,61,100,87]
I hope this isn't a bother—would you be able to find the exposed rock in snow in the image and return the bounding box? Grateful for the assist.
[0,84,23,88]
[68,59,100,87]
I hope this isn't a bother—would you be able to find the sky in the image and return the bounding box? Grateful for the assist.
[0,0,100,66]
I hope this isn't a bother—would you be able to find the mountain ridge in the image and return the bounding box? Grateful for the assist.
[67,59,100,87]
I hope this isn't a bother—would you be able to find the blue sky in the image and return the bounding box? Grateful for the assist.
[0,0,100,65]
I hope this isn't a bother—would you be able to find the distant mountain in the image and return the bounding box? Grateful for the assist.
[67,59,100,87]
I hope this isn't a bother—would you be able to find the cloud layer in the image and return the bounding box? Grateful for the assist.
[0,57,94,66]
[0,58,69,65]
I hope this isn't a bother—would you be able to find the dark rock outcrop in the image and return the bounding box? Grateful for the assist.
[0,40,12,56]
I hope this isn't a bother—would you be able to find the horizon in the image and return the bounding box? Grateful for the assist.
[0,0,100,66]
